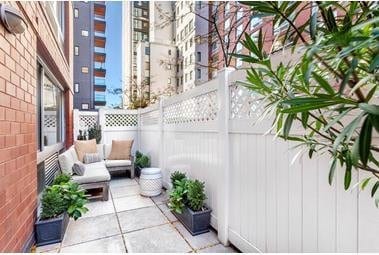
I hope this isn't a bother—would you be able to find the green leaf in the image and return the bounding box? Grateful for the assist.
[344,152,352,190]
[282,114,295,139]
[312,72,335,95]
[281,102,340,113]
[359,103,379,116]
[371,181,379,197]
[351,137,360,166]
[359,116,372,166]
[333,114,363,151]
[369,54,379,72]
[329,157,337,185]
[361,177,371,190]
[301,112,309,129]
[369,115,379,133]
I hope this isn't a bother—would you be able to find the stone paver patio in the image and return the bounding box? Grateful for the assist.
[35,177,238,253]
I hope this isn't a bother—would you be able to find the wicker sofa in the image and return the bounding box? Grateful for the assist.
[58,144,134,201]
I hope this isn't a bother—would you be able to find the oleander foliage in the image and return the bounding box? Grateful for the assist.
[235,2,379,205]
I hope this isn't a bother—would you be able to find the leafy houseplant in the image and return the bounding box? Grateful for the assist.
[88,124,102,144]
[168,171,211,235]
[77,130,87,141]
[35,177,88,246]
[170,171,187,189]
[234,2,379,206]
[52,173,71,186]
[134,150,151,177]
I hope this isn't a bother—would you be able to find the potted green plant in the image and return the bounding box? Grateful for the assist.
[134,150,151,177]
[168,172,211,236]
[35,174,88,246]
[88,124,102,144]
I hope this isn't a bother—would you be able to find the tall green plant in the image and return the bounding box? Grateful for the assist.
[235,2,379,205]
[187,180,207,211]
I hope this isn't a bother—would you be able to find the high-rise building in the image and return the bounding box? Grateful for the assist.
[136,1,177,102]
[73,1,107,110]
[122,1,150,107]
[174,1,209,92]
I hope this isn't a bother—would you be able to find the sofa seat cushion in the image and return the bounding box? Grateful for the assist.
[105,159,132,168]
[72,162,110,184]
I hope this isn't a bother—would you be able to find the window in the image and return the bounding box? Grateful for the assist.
[211,42,218,52]
[74,83,79,93]
[236,58,242,68]
[81,103,89,110]
[190,38,193,47]
[168,49,172,55]
[189,19,193,30]
[196,68,201,79]
[81,30,89,36]
[190,71,193,80]
[81,67,88,73]
[37,63,64,150]
[237,24,243,38]
[185,41,188,51]
[236,42,242,53]
[185,73,188,82]
[225,2,230,14]
[74,8,79,18]
[224,18,230,30]
[237,9,243,21]
[145,47,150,55]
[168,78,171,84]
[74,46,79,56]
[224,34,229,44]
[250,16,262,30]
[196,1,202,9]
[196,52,201,61]
[190,54,193,64]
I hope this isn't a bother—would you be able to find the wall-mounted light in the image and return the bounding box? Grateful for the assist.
[0,4,27,34]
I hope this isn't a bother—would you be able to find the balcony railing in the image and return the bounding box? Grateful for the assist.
[94,68,106,77]
[94,35,106,48]
[94,20,106,33]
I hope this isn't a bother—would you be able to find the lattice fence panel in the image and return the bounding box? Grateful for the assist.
[163,90,218,124]
[230,84,263,119]
[79,114,98,129]
[105,113,138,127]
[44,112,56,128]
[140,110,159,126]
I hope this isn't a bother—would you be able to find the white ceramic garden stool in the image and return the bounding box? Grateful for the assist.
[139,167,162,197]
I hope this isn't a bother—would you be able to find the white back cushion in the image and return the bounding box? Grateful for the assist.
[96,144,104,160]
[58,148,76,175]
[104,144,112,159]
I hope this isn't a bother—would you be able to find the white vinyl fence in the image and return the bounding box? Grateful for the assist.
[73,69,379,253]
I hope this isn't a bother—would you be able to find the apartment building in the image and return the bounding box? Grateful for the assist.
[73,1,107,110]
[175,1,209,92]
[0,1,74,252]
[136,1,177,101]
[209,1,311,72]
[122,1,150,107]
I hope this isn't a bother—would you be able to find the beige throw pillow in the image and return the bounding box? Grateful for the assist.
[75,139,97,162]
[108,140,133,160]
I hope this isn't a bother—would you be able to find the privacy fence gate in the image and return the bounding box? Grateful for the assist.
[73,69,379,253]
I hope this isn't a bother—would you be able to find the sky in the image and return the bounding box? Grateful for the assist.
[105,1,123,108]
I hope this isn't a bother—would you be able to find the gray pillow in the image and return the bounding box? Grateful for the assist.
[83,153,102,164]
[72,162,85,176]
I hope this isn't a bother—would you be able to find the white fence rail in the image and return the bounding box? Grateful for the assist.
[73,69,379,252]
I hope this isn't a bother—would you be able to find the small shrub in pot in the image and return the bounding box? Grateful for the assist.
[35,176,88,246]
[134,150,151,177]
[168,171,211,236]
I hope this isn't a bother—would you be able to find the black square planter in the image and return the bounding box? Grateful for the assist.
[172,206,212,236]
[35,213,69,246]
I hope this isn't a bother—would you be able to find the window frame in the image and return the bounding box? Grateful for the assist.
[36,57,65,158]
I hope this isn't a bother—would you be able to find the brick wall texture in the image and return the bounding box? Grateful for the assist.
[0,2,73,252]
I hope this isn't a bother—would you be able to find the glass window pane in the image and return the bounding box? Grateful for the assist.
[43,75,61,146]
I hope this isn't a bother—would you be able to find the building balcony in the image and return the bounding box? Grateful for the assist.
[94,68,106,77]
[94,35,106,48]
[94,83,106,92]
[94,20,106,33]
[94,52,106,63]
[94,2,106,19]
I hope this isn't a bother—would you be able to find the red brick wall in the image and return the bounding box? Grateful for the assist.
[0,2,73,252]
